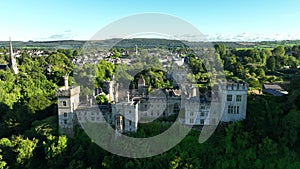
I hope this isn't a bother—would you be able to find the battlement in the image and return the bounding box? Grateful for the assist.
[218,79,248,91]
[56,86,80,97]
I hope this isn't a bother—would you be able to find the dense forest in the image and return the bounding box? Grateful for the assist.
[0,40,299,168]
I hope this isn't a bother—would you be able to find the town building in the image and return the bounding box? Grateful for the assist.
[262,83,288,96]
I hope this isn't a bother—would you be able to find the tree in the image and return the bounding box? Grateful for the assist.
[233,62,244,77]
[95,60,115,88]
[224,55,237,72]
[112,52,121,58]
[46,52,74,86]
[0,136,38,168]
[280,109,300,147]
[43,135,68,160]
[43,135,68,168]
[114,64,134,86]
[188,56,204,74]
[72,49,81,57]
[292,45,300,59]
[96,94,109,104]
[261,49,272,65]
[266,56,276,71]
[12,136,38,165]
[248,49,261,63]
[255,68,265,77]
[286,56,299,68]
[0,150,7,169]
[67,160,85,169]
[273,46,285,57]
[214,44,226,58]
[0,70,21,108]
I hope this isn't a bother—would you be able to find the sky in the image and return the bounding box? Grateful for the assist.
[1,0,300,42]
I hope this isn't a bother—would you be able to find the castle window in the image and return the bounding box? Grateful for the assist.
[64,113,67,117]
[228,106,233,114]
[236,95,242,102]
[200,119,204,125]
[91,117,95,121]
[189,118,194,124]
[61,101,67,106]
[201,106,205,109]
[64,120,67,124]
[190,112,194,116]
[200,112,205,116]
[237,106,240,114]
[233,106,236,114]
[129,120,132,126]
[227,95,232,101]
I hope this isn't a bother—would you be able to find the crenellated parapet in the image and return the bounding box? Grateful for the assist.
[218,80,248,91]
[56,86,80,97]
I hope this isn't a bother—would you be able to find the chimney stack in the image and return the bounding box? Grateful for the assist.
[127,91,130,102]
[9,37,13,59]
[90,98,93,107]
[63,75,69,90]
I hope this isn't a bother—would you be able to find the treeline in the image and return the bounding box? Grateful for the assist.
[214,44,300,88]
[0,39,261,49]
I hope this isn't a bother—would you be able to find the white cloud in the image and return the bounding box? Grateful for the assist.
[34,30,77,41]
[204,32,300,42]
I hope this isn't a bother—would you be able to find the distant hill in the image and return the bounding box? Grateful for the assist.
[1,38,300,49]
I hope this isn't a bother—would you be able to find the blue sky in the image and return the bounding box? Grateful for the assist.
[1,0,300,41]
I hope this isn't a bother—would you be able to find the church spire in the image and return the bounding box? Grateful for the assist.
[9,37,19,74]
[9,37,13,58]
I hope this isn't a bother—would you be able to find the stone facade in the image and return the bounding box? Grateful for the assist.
[218,80,248,122]
[56,76,80,137]
[57,75,249,137]
[112,102,139,132]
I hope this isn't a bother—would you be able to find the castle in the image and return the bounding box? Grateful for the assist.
[56,68,248,137]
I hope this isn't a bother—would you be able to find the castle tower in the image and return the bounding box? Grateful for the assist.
[218,80,248,122]
[138,76,145,87]
[137,76,147,96]
[9,37,19,74]
[105,75,119,103]
[112,101,139,133]
[56,75,80,137]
